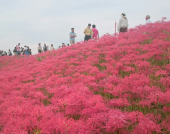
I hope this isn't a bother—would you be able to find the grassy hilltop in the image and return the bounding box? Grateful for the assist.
[0,21,170,134]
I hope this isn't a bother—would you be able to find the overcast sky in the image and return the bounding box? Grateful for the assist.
[0,0,170,54]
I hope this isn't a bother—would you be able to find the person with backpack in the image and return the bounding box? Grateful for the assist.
[43,44,47,52]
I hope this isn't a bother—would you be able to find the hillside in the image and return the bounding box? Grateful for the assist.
[0,21,170,134]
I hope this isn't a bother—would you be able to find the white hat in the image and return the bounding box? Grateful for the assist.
[120,13,126,17]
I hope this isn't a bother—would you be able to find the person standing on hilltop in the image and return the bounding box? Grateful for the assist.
[50,44,55,51]
[92,24,99,39]
[146,15,152,24]
[38,43,43,53]
[62,43,66,47]
[43,44,47,52]
[69,28,77,45]
[16,43,20,55]
[8,49,12,56]
[117,13,128,33]
[13,47,17,55]
[24,46,29,56]
[28,49,32,55]
[84,23,93,41]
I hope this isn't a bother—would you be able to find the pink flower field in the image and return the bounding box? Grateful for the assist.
[0,21,170,134]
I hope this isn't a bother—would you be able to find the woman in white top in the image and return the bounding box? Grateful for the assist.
[50,44,55,51]
[38,43,43,53]
[146,15,152,24]
[117,13,128,33]
[8,49,12,56]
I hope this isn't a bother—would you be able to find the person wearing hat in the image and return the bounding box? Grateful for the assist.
[50,44,55,51]
[117,13,128,33]
[84,23,93,41]
[146,15,152,24]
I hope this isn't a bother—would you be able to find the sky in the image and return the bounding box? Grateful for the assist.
[0,0,170,54]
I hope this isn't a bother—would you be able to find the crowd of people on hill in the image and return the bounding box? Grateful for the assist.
[36,23,100,53]
[1,13,152,57]
[13,43,32,56]
[0,43,32,57]
[37,43,55,53]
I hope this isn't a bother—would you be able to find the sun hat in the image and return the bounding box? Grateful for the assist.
[121,13,126,17]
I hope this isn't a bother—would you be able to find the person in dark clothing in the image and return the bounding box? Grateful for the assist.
[43,44,47,52]
[28,49,32,55]
[8,49,12,56]
[13,47,17,55]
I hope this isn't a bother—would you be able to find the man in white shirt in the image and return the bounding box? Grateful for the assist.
[146,15,152,24]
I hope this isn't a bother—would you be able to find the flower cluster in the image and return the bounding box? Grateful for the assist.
[0,21,170,134]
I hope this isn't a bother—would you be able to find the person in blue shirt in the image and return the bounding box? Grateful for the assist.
[69,28,77,45]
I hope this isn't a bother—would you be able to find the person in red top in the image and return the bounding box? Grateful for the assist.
[92,24,99,39]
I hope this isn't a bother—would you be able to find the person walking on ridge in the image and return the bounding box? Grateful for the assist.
[69,28,77,45]
[50,44,55,51]
[13,47,17,55]
[16,43,20,55]
[62,43,66,47]
[117,13,128,33]
[24,46,29,56]
[8,49,12,56]
[92,24,99,39]
[84,23,93,41]
[38,43,43,53]
[28,49,32,55]
[43,44,47,52]
[146,15,152,24]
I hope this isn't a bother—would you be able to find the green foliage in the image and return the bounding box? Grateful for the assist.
[119,70,131,78]
[93,64,107,72]
[36,88,53,99]
[22,80,34,83]
[68,114,81,120]
[147,57,169,67]
[140,39,153,45]
[94,91,118,100]
[37,56,46,62]
[99,58,107,64]
[43,99,51,106]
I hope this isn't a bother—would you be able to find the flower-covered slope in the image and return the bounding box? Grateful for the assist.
[0,21,170,134]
